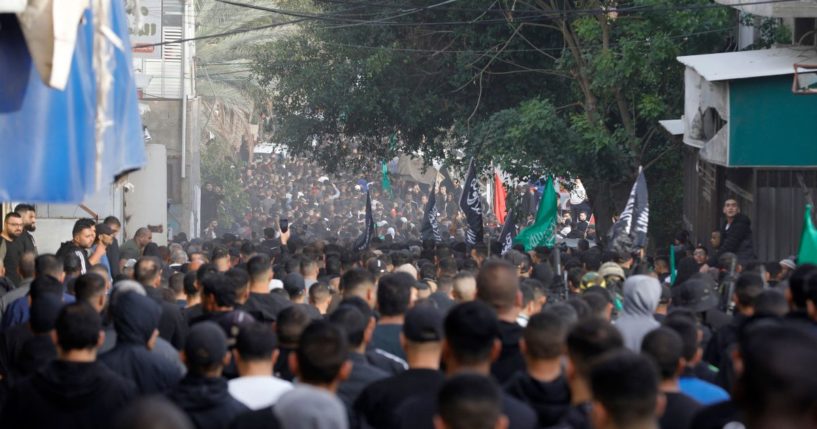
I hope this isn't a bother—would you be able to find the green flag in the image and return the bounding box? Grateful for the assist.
[799,204,817,265]
[514,177,557,251]
[381,161,392,197]
[670,244,677,285]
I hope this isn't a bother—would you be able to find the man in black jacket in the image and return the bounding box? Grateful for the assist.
[0,302,136,429]
[1,212,25,287]
[167,321,248,429]
[394,301,537,429]
[718,199,756,264]
[330,303,388,409]
[556,318,624,429]
[477,260,525,384]
[355,304,446,429]
[0,292,61,393]
[13,204,37,257]
[242,255,291,324]
[503,310,571,427]
[102,216,122,277]
[135,257,187,349]
[55,218,95,275]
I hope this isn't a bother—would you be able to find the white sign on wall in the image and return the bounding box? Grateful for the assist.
[127,0,163,59]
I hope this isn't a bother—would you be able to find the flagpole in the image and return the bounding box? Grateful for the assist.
[460,159,471,253]
[488,166,494,257]
[554,244,564,301]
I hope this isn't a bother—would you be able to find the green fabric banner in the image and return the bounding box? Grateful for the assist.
[514,177,557,251]
[381,161,392,197]
[799,204,817,265]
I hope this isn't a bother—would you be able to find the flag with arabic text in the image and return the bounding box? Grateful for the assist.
[459,159,484,245]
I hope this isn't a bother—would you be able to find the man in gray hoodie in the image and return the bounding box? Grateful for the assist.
[614,275,661,351]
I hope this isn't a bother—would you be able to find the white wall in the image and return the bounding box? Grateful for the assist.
[124,144,168,245]
[32,183,124,254]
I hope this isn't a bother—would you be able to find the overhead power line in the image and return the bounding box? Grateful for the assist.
[151,0,792,47]
[141,18,307,47]
[141,1,375,47]
[216,0,800,27]
[312,26,734,54]
[309,0,797,14]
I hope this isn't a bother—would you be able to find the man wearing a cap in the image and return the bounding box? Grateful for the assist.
[777,257,796,283]
[355,304,446,429]
[283,272,322,320]
[167,321,248,429]
[89,223,114,279]
[672,273,731,335]
[102,216,122,277]
[394,301,537,429]
[598,262,625,283]
[597,261,625,311]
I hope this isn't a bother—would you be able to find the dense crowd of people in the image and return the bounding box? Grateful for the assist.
[0,186,816,429]
[199,154,596,245]
[201,155,466,244]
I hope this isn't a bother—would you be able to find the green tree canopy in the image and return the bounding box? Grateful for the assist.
[250,0,734,241]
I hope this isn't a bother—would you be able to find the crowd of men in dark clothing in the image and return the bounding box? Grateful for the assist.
[0,195,816,429]
[200,155,476,244]
[198,154,591,246]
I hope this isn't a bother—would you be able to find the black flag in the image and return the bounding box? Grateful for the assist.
[498,209,516,256]
[421,183,442,242]
[459,159,484,245]
[354,190,375,251]
[607,169,649,255]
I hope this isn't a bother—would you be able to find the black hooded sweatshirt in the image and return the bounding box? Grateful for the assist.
[0,360,136,429]
[491,321,526,384]
[167,374,249,429]
[100,292,183,395]
[503,372,571,427]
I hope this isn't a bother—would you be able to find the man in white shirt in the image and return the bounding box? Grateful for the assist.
[228,322,292,410]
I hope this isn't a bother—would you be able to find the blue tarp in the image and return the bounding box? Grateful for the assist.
[0,0,146,203]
